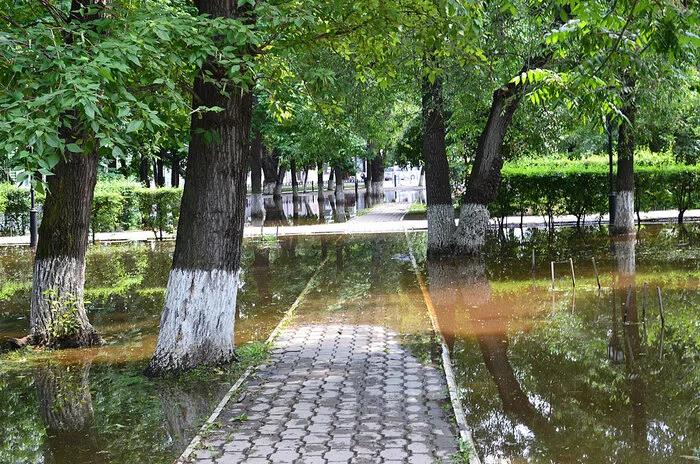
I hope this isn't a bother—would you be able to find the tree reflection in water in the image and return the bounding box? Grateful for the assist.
[34,361,105,464]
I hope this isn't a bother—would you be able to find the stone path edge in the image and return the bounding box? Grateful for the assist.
[407,235,482,464]
[174,249,334,464]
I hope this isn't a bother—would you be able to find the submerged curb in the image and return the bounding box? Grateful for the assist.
[407,237,482,464]
[174,251,332,463]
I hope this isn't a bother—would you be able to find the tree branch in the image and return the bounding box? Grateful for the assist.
[591,0,640,78]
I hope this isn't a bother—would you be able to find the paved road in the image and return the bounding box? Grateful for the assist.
[183,324,460,464]
[0,205,697,246]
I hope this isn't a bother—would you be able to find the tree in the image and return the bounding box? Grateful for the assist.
[0,0,214,348]
[145,0,255,375]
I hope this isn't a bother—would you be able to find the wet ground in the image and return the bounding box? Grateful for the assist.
[0,224,698,463]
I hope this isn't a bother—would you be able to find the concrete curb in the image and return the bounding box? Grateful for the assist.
[406,236,482,464]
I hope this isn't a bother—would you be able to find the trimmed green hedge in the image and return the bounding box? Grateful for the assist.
[135,188,182,240]
[492,163,700,226]
[0,180,183,239]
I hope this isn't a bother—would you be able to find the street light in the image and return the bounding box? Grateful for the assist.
[29,183,38,247]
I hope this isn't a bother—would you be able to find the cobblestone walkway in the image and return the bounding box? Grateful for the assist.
[186,324,460,463]
[347,202,411,224]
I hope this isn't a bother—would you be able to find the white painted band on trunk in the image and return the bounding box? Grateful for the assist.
[370,181,384,197]
[454,203,490,254]
[614,190,635,233]
[31,257,89,337]
[250,193,264,218]
[150,268,239,372]
[427,204,456,252]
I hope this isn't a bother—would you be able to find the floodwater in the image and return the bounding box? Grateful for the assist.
[245,188,426,226]
[0,225,698,463]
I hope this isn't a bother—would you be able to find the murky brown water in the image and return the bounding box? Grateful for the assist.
[0,225,698,463]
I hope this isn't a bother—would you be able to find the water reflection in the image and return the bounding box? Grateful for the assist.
[425,227,699,463]
[35,362,104,464]
[245,188,426,226]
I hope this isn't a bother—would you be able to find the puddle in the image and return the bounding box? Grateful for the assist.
[420,224,700,463]
[0,224,697,463]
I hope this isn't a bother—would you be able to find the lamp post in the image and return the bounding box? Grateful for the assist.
[29,184,38,247]
[607,118,616,227]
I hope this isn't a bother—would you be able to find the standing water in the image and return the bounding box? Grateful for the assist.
[0,225,698,463]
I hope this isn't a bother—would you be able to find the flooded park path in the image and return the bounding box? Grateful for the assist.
[183,323,461,464]
[1,221,698,463]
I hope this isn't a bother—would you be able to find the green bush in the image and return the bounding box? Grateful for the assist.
[91,191,125,238]
[94,178,142,231]
[0,185,32,236]
[493,161,700,226]
[135,188,183,240]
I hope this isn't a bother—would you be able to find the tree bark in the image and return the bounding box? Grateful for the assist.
[334,166,347,223]
[291,158,299,201]
[262,145,278,195]
[146,0,252,375]
[139,154,150,187]
[613,79,636,236]
[369,153,384,198]
[453,85,521,255]
[273,162,285,198]
[171,153,180,188]
[422,72,455,256]
[30,147,101,348]
[327,167,335,191]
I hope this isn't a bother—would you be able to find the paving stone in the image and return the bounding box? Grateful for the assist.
[181,324,461,464]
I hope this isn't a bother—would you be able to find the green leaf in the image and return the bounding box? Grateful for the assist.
[126,120,143,133]
[66,143,82,153]
[112,146,125,159]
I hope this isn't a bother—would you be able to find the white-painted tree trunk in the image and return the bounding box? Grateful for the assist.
[614,190,635,234]
[262,181,275,195]
[453,203,490,255]
[250,193,264,226]
[30,257,98,347]
[147,268,239,375]
[427,204,456,254]
[370,181,384,199]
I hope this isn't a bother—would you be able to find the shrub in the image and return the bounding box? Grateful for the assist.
[135,188,183,240]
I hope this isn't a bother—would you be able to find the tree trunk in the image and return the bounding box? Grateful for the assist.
[422,72,455,256]
[249,120,264,223]
[291,158,299,201]
[334,166,345,201]
[139,154,150,187]
[146,0,252,375]
[334,166,347,223]
[613,81,636,236]
[317,162,325,198]
[365,158,372,193]
[370,153,384,199]
[155,155,165,187]
[273,163,285,198]
[453,86,521,255]
[262,146,278,195]
[30,148,101,348]
[171,153,180,188]
[327,168,335,191]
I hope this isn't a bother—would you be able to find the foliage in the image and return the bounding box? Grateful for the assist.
[43,287,83,341]
[0,184,32,235]
[135,188,182,241]
[492,154,700,227]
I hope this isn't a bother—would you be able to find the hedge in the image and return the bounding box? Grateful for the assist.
[491,163,700,226]
[0,180,183,239]
[135,188,182,240]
